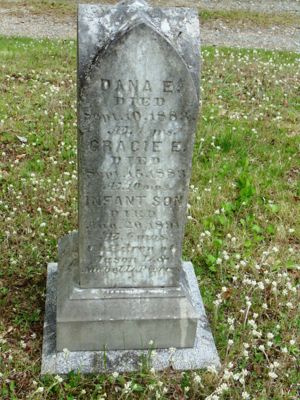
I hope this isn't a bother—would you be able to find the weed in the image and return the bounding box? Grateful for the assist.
[0,37,299,399]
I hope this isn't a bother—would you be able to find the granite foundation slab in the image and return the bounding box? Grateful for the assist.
[41,262,220,374]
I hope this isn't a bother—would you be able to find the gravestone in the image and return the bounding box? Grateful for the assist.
[41,0,220,373]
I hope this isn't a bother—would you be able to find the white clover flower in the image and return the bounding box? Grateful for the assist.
[233,373,240,381]
[207,365,218,374]
[124,381,132,392]
[54,375,63,383]
[62,348,70,359]
[36,387,44,393]
[112,371,119,378]
[242,391,250,399]
[217,383,228,392]
[213,299,222,307]
[248,319,257,328]
[223,369,233,381]
[228,339,234,346]
[268,371,278,379]
[258,282,265,290]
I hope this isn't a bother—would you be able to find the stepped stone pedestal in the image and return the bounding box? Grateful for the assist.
[41,0,220,374]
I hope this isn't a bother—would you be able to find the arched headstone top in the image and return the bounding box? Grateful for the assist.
[78,1,200,99]
[81,21,198,101]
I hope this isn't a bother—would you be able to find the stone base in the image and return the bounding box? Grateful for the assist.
[41,262,220,374]
[56,233,200,351]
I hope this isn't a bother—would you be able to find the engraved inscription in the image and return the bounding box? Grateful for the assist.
[78,23,198,288]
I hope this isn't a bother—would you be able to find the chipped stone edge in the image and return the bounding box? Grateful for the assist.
[41,262,220,374]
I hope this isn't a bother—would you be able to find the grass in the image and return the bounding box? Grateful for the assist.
[199,9,300,28]
[0,0,76,17]
[0,36,299,399]
[0,0,299,28]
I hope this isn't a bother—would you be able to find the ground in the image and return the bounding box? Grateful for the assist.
[0,1,299,399]
[0,0,299,51]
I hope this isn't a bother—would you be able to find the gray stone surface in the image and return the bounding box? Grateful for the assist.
[42,0,219,361]
[78,0,200,288]
[42,262,220,374]
[56,232,199,351]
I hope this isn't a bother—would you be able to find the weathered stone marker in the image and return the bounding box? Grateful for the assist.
[41,0,219,373]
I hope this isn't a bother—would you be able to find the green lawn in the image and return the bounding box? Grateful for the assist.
[199,9,300,28]
[0,36,299,399]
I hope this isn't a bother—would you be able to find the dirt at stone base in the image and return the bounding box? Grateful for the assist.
[0,6,299,52]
